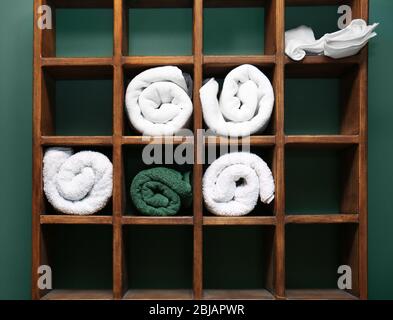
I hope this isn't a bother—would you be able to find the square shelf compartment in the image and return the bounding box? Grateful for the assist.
[123,63,194,136]
[42,0,114,57]
[123,225,193,297]
[40,65,113,136]
[285,0,365,40]
[285,65,361,135]
[40,224,113,299]
[123,145,194,217]
[203,2,271,55]
[203,145,276,217]
[285,146,358,215]
[286,3,341,40]
[203,226,275,299]
[285,223,359,299]
[127,1,193,56]
[41,145,114,216]
[202,62,277,136]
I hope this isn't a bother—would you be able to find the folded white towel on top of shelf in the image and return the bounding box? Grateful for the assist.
[203,152,275,216]
[125,66,193,136]
[199,64,274,138]
[43,147,113,215]
[285,25,326,61]
[285,19,379,61]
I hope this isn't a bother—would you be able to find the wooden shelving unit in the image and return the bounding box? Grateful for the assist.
[33,0,368,300]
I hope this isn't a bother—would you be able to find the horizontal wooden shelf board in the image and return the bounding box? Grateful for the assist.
[41,136,113,146]
[285,214,359,224]
[285,55,361,65]
[128,0,267,8]
[204,136,276,146]
[47,0,113,8]
[41,289,113,300]
[285,135,359,147]
[204,55,276,67]
[285,54,362,78]
[203,216,276,225]
[40,215,113,225]
[286,0,349,6]
[204,0,266,7]
[122,136,193,145]
[285,289,358,300]
[123,56,194,68]
[41,57,113,67]
[123,289,193,300]
[203,289,274,300]
[122,216,193,225]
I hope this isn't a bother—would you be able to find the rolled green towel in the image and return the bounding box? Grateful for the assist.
[130,167,192,216]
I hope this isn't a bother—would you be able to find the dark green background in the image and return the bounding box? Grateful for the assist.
[0,0,392,299]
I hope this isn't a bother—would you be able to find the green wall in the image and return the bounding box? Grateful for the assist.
[0,0,392,299]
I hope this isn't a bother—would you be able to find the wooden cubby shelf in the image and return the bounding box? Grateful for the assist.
[33,0,368,300]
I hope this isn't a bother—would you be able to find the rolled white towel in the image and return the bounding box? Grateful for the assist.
[203,152,275,216]
[125,66,193,136]
[199,64,274,137]
[285,19,378,61]
[43,147,113,215]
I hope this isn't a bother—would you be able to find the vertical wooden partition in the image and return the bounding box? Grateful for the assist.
[33,0,368,300]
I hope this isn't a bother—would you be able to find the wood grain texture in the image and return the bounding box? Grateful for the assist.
[204,136,275,146]
[204,55,275,67]
[122,216,193,225]
[40,215,113,224]
[285,214,359,224]
[285,135,359,147]
[41,289,113,300]
[203,216,276,225]
[41,136,113,146]
[123,56,193,68]
[285,289,357,300]
[192,0,204,301]
[355,0,369,300]
[113,0,126,300]
[122,136,193,145]
[273,0,286,300]
[203,289,274,300]
[123,289,193,300]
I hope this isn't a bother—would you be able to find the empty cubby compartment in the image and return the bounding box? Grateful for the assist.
[41,66,113,136]
[41,0,114,57]
[43,224,113,291]
[123,145,194,216]
[203,226,275,293]
[124,225,193,290]
[127,5,192,56]
[285,223,359,294]
[284,65,361,135]
[203,6,266,55]
[41,145,113,216]
[285,146,359,215]
[285,4,340,39]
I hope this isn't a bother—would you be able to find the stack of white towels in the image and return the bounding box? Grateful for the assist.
[285,19,378,61]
